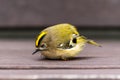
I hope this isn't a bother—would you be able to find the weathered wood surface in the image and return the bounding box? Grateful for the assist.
[0,39,120,80]
[1,69,120,80]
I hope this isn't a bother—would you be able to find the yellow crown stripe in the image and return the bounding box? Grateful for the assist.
[35,31,47,47]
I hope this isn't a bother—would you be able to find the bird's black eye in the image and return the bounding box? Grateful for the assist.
[72,38,77,43]
[40,43,47,48]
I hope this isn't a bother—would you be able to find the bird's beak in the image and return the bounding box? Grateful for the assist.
[32,49,40,55]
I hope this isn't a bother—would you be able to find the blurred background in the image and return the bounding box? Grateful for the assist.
[0,0,120,39]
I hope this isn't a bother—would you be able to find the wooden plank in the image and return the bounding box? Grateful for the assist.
[0,39,119,80]
[0,69,120,80]
[0,39,120,69]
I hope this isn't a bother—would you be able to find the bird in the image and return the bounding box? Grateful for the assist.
[32,23,101,60]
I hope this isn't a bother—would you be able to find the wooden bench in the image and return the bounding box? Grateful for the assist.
[0,39,119,80]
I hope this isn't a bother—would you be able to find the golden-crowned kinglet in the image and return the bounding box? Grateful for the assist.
[32,23,101,60]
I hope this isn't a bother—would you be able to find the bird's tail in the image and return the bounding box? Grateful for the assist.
[87,40,101,47]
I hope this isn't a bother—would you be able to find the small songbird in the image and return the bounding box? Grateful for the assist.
[32,23,101,60]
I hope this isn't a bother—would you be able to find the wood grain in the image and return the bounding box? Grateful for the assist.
[0,39,119,79]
